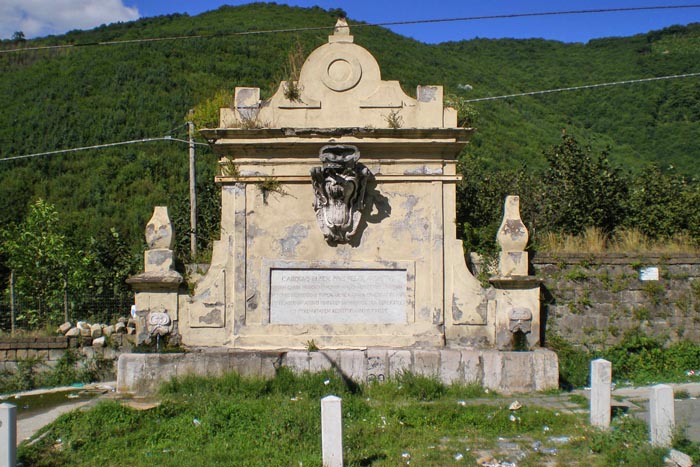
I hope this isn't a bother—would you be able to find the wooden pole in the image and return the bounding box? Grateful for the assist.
[9,271,15,336]
[63,277,68,323]
[188,117,197,259]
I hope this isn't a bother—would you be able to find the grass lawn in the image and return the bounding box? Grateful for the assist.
[18,369,693,466]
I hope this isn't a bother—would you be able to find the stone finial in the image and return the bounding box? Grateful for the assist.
[496,196,529,276]
[334,17,350,35]
[145,206,174,249]
[329,18,353,43]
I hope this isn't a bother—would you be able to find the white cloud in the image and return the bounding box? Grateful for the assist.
[0,0,140,40]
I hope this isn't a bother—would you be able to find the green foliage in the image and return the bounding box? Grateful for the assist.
[588,416,667,465]
[444,93,479,127]
[546,334,591,389]
[624,164,700,240]
[541,135,628,235]
[549,331,700,389]
[1,199,73,326]
[22,368,697,466]
[189,89,233,129]
[0,349,116,393]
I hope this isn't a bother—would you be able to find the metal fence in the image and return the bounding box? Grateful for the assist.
[0,293,134,332]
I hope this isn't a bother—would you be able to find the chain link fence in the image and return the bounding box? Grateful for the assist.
[0,292,134,332]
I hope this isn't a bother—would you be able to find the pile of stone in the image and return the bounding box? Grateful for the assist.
[57,317,136,347]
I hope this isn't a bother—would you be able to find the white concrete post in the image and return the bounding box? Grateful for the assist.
[590,358,612,428]
[321,395,343,467]
[650,384,675,447]
[0,403,17,467]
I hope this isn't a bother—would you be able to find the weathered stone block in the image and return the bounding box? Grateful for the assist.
[339,350,366,382]
[366,349,387,382]
[284,351,310,374]
[309,351,338,373]
[480,351,503,391]
[460,350,481,384]
[650,384,675,447]
[439,349,461,384]
[321,395,343,467]
[413,350,439,378]
[387,350,411,378]
[591,358,612,428]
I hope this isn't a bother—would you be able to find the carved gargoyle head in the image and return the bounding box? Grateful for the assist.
[310,145,371,243]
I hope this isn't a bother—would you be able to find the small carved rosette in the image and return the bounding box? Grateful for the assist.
[310,145,371,243]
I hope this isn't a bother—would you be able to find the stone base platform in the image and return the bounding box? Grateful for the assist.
[117,348,558,396]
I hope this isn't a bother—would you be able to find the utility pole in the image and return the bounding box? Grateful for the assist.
[188,114,197,259]
[9,271,15,336]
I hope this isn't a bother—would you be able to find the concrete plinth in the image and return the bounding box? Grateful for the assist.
[117,348,558,396]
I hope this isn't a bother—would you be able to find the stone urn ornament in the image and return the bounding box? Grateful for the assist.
[145,206,174,249]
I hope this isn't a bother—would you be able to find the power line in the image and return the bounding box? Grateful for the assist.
[1,135,206,163]
[463,72,700,103]
[3,70,700,163]
[2,4,700,54]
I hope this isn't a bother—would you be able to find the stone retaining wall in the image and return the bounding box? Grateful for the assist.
[0,335,132,371]
[117,348,559,396]
[532,253,700,349]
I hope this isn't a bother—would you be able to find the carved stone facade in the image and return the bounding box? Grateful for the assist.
[128,20,547,356]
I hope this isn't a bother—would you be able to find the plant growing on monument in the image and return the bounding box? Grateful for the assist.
[444,94,479,127]
[189,89,234,129]
[258,176,288,204]
[283,40,305,101]
[384,109,404,129]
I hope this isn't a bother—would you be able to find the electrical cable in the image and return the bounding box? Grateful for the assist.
[2,71,699,163]
[2,4,699,54]
[463,71,700,103]
[1,135,206,163]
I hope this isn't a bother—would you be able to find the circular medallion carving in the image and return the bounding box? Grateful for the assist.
[149,311,170,326]
[321,56,362,92]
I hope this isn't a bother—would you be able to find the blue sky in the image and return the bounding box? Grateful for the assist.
[127,0,700,43]
[2,0,699,42]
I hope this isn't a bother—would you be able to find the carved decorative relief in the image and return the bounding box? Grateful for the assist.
[310,145,371,243]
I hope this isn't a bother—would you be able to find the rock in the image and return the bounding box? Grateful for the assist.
[509,400,522,411]
[118,317,128,324]
[115,322,127,334]
[477,455,496,466]
[90,323,102,338]
[58,322,72,334]
[127,318,136,329]
[79,326,92,337]
[76,321,90,331]
[127,327,135,335]
[103,325,114,337]
[65,327,80,337]
[92,336,106,348]
[666,449,693,467]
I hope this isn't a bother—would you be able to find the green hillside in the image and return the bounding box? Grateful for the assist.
[0,4,699,295]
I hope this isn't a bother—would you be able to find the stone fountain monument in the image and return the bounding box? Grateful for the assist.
[119,19,557,395]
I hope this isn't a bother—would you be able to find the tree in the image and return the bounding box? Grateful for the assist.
[624,164,700,239]
[539,135,628,235]
[1,199,74,327]
[11,31,25,42]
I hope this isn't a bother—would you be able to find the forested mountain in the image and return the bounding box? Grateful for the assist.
[0,3,699,262]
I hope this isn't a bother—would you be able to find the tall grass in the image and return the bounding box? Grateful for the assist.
[536,227,700,253]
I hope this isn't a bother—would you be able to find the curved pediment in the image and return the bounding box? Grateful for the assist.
[220,19,457,130]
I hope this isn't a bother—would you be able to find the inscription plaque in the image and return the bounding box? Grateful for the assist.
[270,269,407,324]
